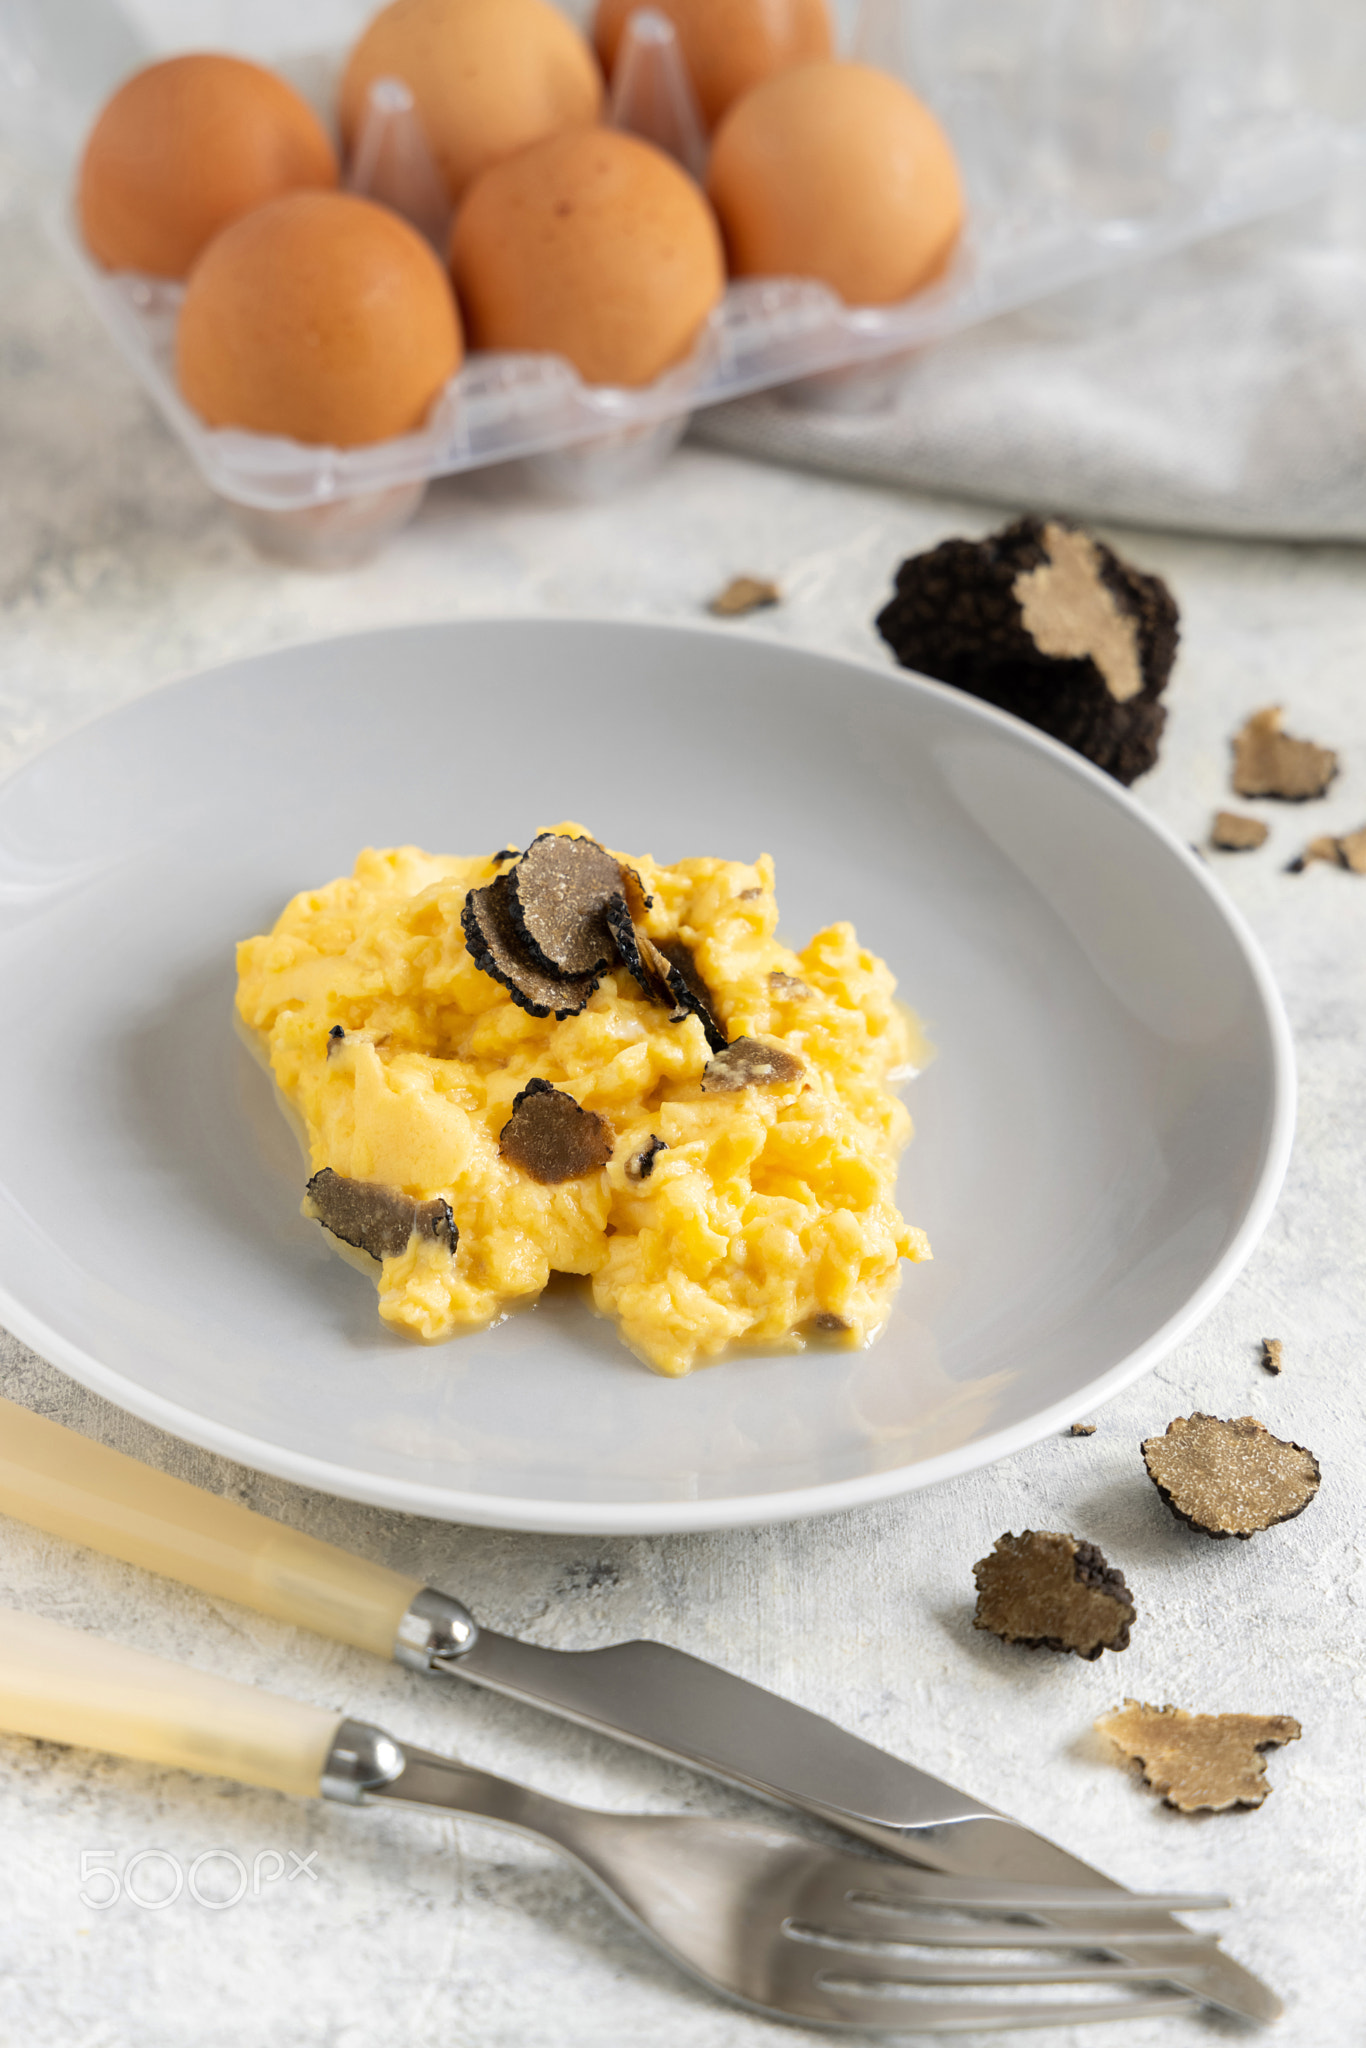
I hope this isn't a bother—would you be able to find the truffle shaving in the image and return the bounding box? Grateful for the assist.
[1096,1700,1300,1813]
[304,1167,457,1263]
[1210,810,1268,852]
[508,832,624,977]
[1231,707,1338,801]
[499,1078,613,1184]
[1141,1412,1320,1538]
[709,574,780,617]
[769,970,812,1000]
[462,873,598,1018]
[702,1036,805,1092]
[972,1529,1134,1660]
[876,516,1178,785]
[1287,823,1366,874]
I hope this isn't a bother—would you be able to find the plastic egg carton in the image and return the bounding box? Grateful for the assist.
[9,0,1362,564]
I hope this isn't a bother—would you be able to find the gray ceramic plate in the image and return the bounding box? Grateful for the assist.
[0,620,1293,1531]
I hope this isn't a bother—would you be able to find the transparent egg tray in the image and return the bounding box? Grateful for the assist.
[8,0,1361,564]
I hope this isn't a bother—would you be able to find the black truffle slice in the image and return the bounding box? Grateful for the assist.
[304,1167,457,1263]
[1231,707,1338,801]
[876,516,1179,785]
[462,873,598,1018]
[655,937,728,1051]
[625,1134,668,1182]
[1141,1413,1320,1538]
[972,1530,1134,1660]
[604,903,729,1051]
[499,1078,613,1184]
[605,896,678,1008]
[702,1036,804,1092]
[507,833,624,978]
[1096,1701,1301,1813]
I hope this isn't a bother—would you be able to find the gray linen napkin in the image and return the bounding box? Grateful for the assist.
[691,182,1366,542]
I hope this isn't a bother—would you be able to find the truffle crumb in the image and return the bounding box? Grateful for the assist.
[1141,1412,1319,1538]
[1210,810,1268,852]
[499,1078,613,1185]
[490,847,519,866]
[811,1312,850,1333]
[625,1134,667,1183]
[709,575,780,617]
[327,1025,345,1056]
[1287,823,1366,874]
[1096,1700,1300,1813]
[876,516,1178,785]
[462,873,598,1019]
[972,1530,1134,1660]
[702,1036,805,1093]
[769,970,812,1000]
[1261,1338,1284,1376]
[1231,707,1338,801]
[304,1167,457,1263]
[508,832,623,978]
[1069,1422,1097,1436]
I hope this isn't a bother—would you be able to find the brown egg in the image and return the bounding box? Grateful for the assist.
[340,0,603,205]
[78,54,338,279]
[176,191,462,446]
[594,0,831,130]
[450,128,724,389]
[707,62,965,306]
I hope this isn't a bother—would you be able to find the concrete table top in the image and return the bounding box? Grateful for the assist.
[1,135,1364,2048]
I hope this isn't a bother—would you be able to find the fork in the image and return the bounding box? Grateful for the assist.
[0,1607,1229,2033]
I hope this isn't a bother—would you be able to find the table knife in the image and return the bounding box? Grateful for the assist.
[0,1395,1278,2024]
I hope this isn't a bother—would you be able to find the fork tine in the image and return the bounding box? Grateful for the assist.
[799,1986,1202,2033]
[850,1882,1230,1913]
[798,1947,1222,1989]
[791,1916,1227,1951]
[813,1860,1228,1914]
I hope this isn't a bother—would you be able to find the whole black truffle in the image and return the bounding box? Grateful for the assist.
[876,516,1179,785]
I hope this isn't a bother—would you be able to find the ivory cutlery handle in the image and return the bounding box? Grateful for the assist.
[0,1396,422,1658]
[0,1606,341,1797]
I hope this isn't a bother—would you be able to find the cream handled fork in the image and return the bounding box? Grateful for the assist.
[0,1606,1230,2034]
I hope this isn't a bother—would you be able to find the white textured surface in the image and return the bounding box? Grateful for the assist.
[2,142,1366,2048]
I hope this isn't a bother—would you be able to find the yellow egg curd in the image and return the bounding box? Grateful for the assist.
[235,827,929,1376]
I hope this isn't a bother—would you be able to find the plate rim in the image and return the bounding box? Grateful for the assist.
[0,616,1297,1532]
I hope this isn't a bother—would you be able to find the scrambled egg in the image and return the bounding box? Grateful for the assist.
[235,827,929,1376]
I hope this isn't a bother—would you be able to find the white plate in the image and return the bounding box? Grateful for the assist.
[0,620,1293,1533]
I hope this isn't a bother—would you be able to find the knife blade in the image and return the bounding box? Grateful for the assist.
[0,1396,1278,2022]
